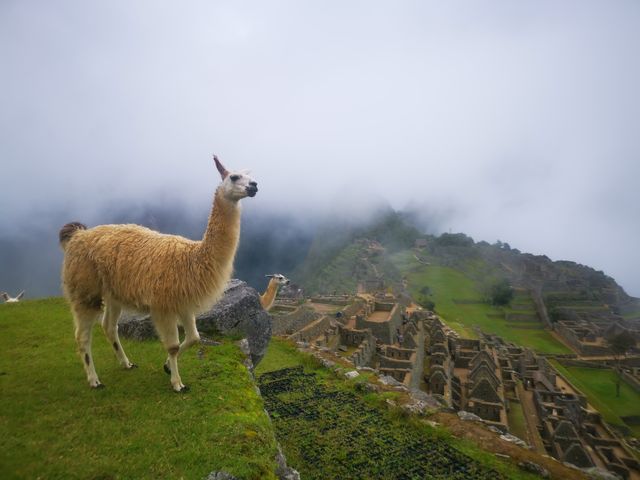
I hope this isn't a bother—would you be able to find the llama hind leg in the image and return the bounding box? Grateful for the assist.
[154,314,187,392]
[178,312,201,355]
[102,300,136,369]
[73,305,103,388]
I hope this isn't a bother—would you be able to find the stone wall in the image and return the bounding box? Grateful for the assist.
[349,330,375,368]
[290,315,332,343]
[272,306,319,335]
[532,288,553,329]
[409,323,425,390]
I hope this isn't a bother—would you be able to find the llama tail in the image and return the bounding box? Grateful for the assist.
[59,222,87,250]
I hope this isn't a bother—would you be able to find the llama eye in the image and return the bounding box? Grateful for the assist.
[230,175,240,182]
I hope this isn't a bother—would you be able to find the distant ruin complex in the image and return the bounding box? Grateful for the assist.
[270,281,640,479]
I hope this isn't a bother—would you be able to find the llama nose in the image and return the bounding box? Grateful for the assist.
[246,182,258,197]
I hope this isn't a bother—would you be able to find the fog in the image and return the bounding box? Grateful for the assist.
[1,1,639,296]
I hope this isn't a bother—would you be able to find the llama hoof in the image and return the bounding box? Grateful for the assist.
[163,363,171,375]
[178,385,190,393]
[92,382,105,389]
[126,363,138,369]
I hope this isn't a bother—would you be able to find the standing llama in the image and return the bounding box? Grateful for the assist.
[1,290,25,303]
[260,274,290,311]
[60,155,257,392]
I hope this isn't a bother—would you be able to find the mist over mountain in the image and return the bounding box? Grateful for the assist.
[1,196,639,302]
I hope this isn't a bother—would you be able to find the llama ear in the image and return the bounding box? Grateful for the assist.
[213,155,228,180]
[265,274,274,278]
[17,290,25,299]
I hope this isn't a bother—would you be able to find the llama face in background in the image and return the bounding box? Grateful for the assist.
[267,274,290,286]
[214,155,258,201]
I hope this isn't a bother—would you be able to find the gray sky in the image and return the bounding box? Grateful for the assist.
[1,1,639,296]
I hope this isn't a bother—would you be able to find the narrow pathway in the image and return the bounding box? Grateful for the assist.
[516,383,547,454]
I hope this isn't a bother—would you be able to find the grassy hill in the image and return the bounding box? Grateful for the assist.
[0,299,279,479]
[390,250,572,354]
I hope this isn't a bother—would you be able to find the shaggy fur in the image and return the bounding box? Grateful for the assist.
[260,274,290,311]
[60,156,257,391]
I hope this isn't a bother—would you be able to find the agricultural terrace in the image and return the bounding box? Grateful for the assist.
[549,360,640,438]
[257,338,540,480]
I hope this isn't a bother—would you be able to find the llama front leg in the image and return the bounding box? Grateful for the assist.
[73,307,103,388]
[154,314,187,392]
[102,300,136,369]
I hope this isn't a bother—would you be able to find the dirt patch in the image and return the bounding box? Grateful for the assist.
[432,412,587,480]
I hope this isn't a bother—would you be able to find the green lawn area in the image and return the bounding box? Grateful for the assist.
[507,400,528,441]
[549,360,640,438]
[390,251,571,354]
[0,298,278,480]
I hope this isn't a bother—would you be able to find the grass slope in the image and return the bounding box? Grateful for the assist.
[0,299,278,480]
[549,360,640,437]
[391,251,571,354]
[257,339,539,480]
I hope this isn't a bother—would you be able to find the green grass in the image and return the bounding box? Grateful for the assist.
[507,400,528,441]
[0,298,278,480]
[390,251,571,354]
[549,360,640,438]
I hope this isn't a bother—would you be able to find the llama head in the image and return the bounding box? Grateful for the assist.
[266,274,290,286]
[214,155,258,201]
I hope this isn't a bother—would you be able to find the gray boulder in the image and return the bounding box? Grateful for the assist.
[118,279,272,367]
[518,461,550,478]
[205,473,238,480]
[457,410,482,422]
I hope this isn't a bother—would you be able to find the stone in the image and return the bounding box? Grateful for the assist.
[338,345,348,352]
[344,370,360,379]
[119,279,272,367]
[402,400,427,415]
[582,467,623,480]
[409,389,442,410]
[320,358,336,369]
[499,433,528,448]
[205,472,238,480]
[457,411,482,422]
[517,461,549,478]
[275,447,301,480]
[378,375,403,386]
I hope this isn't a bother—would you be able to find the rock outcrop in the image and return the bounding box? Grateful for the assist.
[119,279,272,366]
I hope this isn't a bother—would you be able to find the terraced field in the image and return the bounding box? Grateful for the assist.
[257,339,540,480]
[391,251,571,354]
[549,360,640,438]
[260,366,517,479]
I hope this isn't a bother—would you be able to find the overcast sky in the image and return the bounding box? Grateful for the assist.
[1,1,639,296]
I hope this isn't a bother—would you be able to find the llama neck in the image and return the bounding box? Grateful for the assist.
[260,280,279,310]
[199,188,241,272]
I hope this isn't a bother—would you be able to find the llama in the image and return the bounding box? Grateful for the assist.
[260,274,290,311]
[1,290,25,303]
[59,155,257,392]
